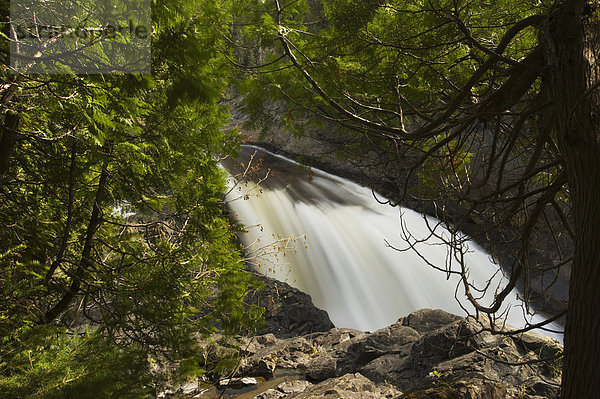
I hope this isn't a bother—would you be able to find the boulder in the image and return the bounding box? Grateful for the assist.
[278,380,311,394]
[253,389,286,399]
[218,377,259,389]
[399,308,463,335]
[291,373,401,399]
[360,313,562,397]
[245,275,335,338]
[400,378,508,399]
[245,358,277,379]
[306,353,337,381]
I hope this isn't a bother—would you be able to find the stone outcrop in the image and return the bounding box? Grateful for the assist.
[236,309,562,399]
[245,274,335,338]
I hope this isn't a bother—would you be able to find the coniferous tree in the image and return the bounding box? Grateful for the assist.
[0,0,260,396]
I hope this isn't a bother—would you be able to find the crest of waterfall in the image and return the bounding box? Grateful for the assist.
[224,145,562,341]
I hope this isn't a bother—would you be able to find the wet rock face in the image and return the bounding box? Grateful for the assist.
[238,309,562,399]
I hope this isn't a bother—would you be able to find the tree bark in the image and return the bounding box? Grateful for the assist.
[0,111,20,178]
[545,1,600,397]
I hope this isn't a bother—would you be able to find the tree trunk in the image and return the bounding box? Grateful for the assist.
[0,111,20,178]
[43,160,109,323]
[45,144,78,284]
[546,1,600,397]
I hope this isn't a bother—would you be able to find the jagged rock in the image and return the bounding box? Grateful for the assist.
[514,329,563,360]
[254,388,286,399]
[360,314,562,397]
[400,308,463,334]
[245,275,335,338]
[347,322,420,366]
[238,309,562,399]
[255,333,279,347]
[306,353,337,381]
[401,378,508,399]
[240,336,315,375]
[252,380,312,399]
[250,358,277,378]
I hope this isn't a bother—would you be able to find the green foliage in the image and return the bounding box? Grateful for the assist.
[233,0,545,138]
[0,326,151,399]
[0,0,261,396]
[546,349,563,380]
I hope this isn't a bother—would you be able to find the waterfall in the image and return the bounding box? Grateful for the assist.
[225,145,562,340]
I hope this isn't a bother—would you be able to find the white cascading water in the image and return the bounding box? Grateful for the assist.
[225,145,562,340]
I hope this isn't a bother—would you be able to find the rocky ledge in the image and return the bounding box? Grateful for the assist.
[236,275,562,399]
[237,308,562,399]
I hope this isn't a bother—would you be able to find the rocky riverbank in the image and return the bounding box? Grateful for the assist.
[241,275,562,399]
[160,275,562,399]
[213,114,565,398]
[241,309,562,399]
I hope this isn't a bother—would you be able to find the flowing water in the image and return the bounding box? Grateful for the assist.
[224,145,562,340]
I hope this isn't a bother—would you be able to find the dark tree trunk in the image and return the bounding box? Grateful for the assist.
[546,1,600,397]
[45,144,78,284]
[0,111,20,178]
[43,161,109,323]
